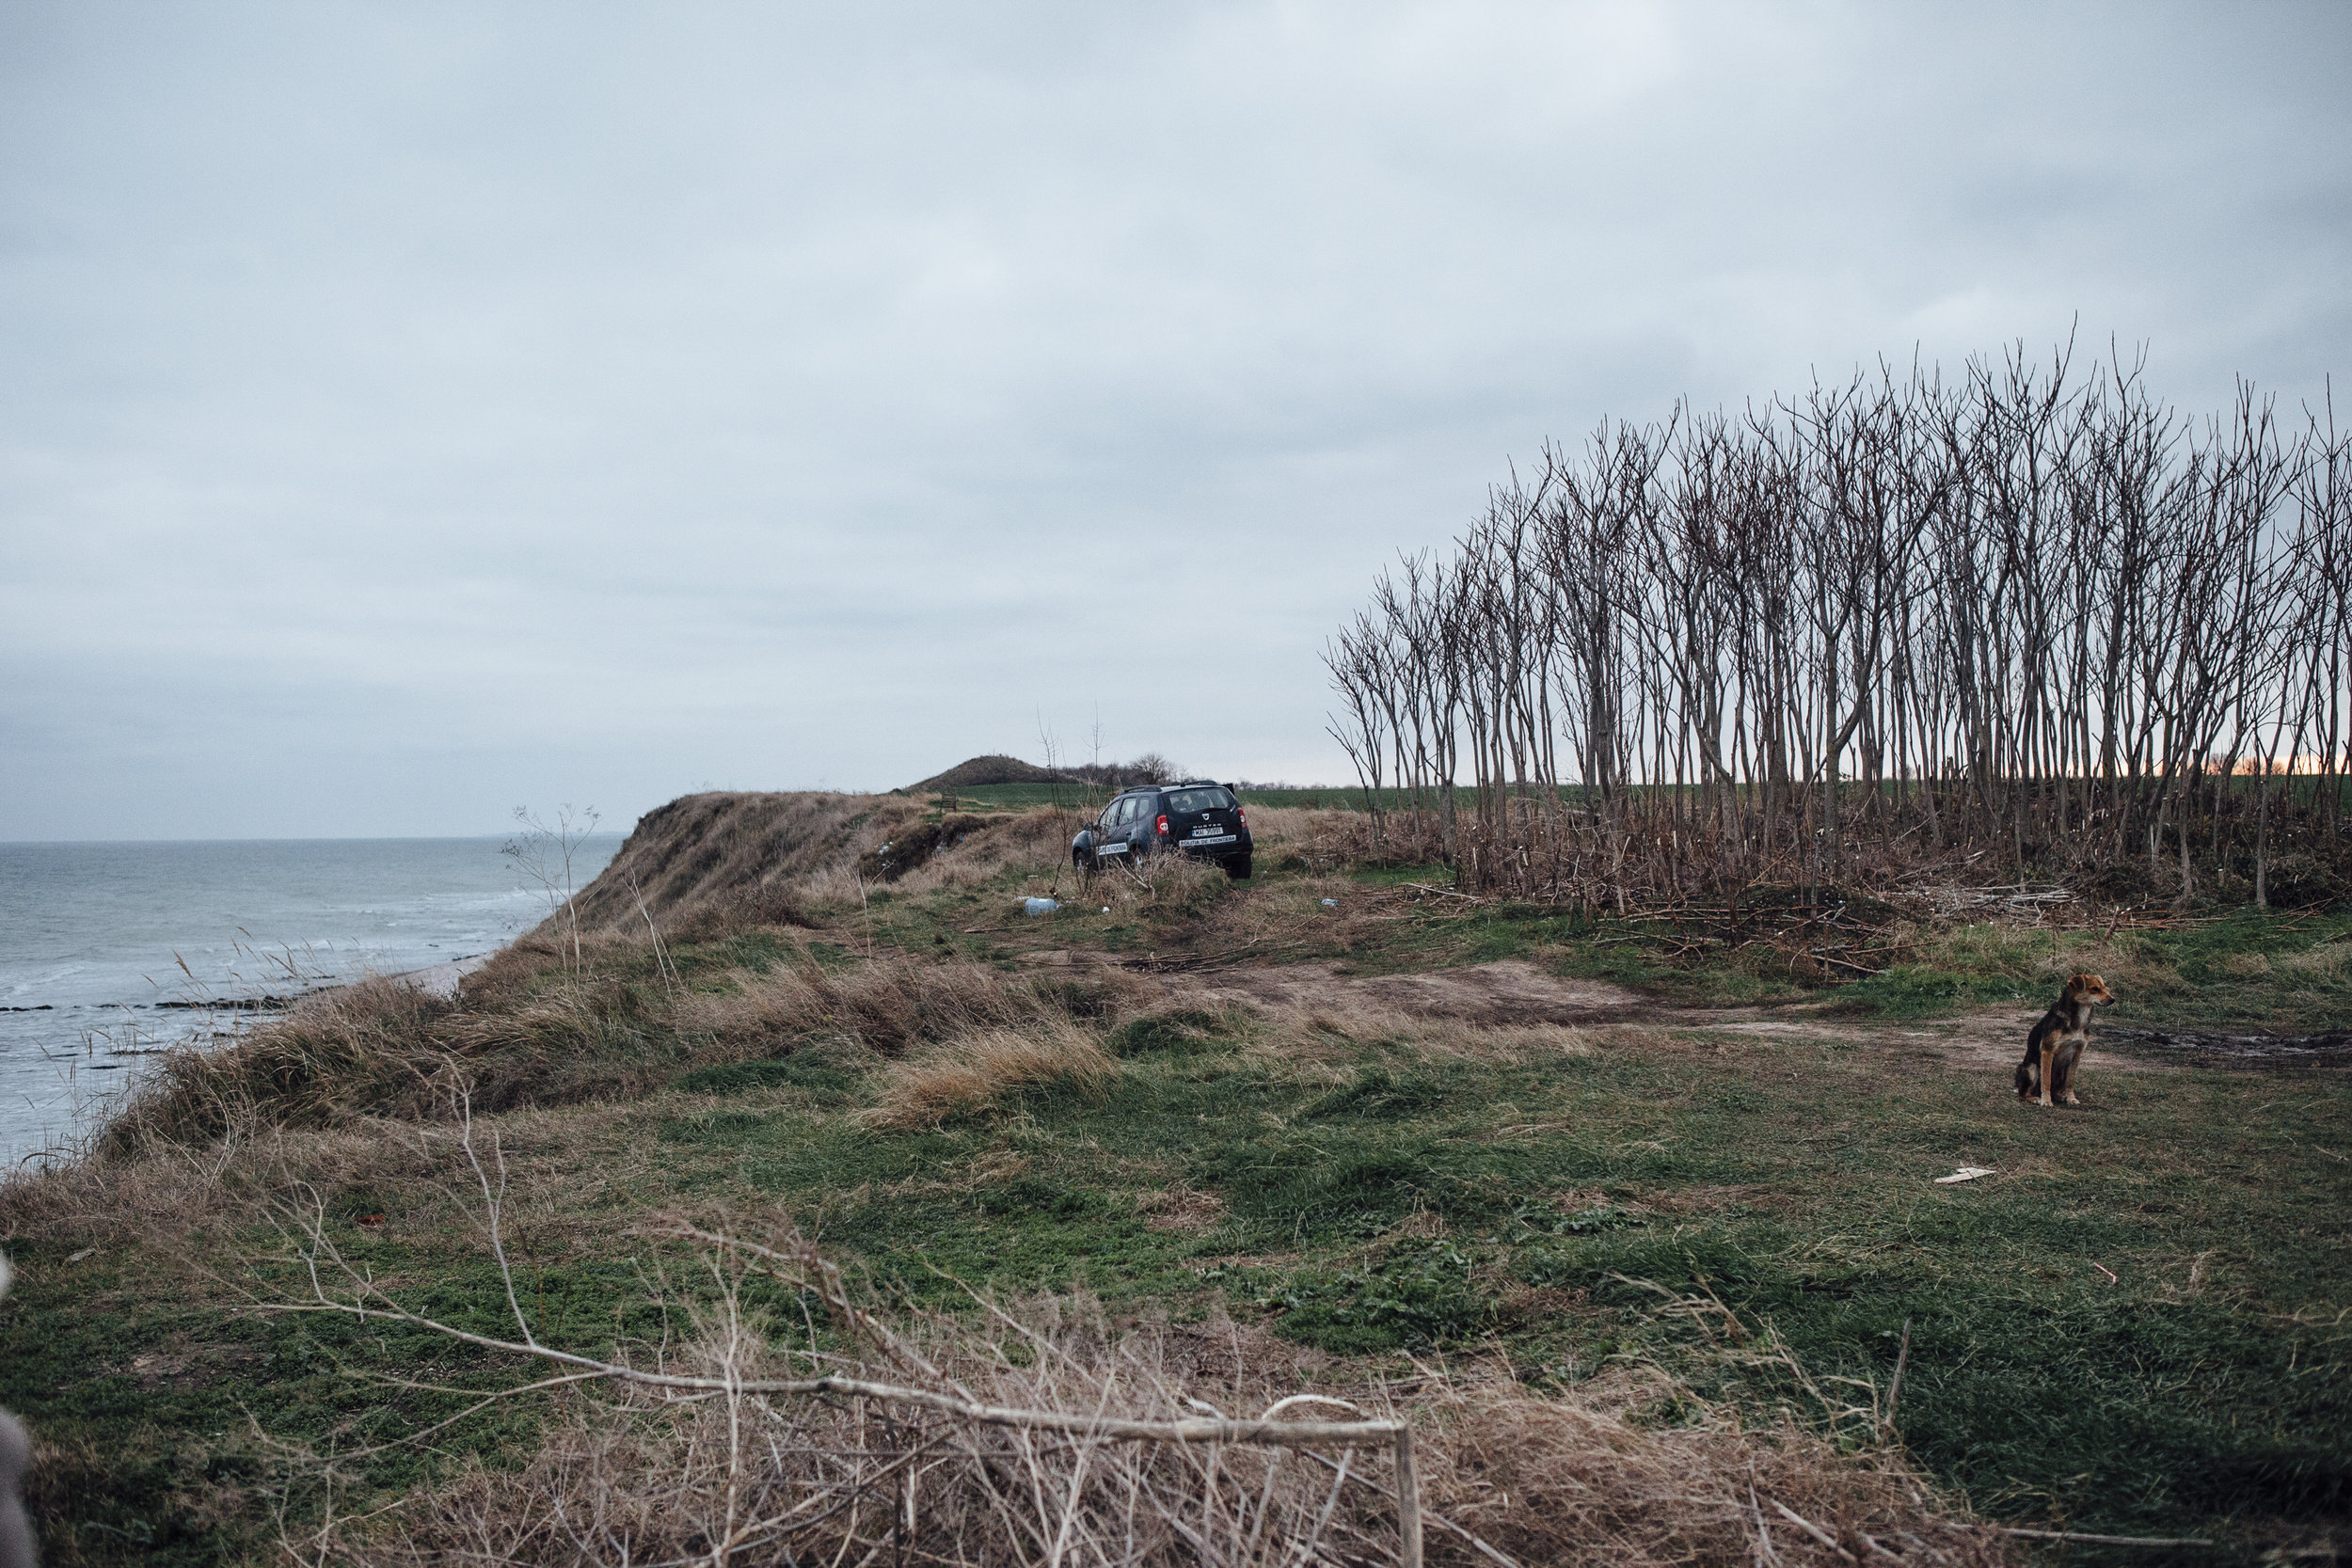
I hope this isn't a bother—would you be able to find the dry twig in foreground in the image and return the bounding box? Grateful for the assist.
[259,1097,2014,1568]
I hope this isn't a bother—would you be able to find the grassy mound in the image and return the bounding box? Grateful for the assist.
[906,754,1077,791]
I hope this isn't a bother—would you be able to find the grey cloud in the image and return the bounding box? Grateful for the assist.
[4,0,2349,838]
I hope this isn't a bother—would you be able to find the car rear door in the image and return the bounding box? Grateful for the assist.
[1169,786,1239,849]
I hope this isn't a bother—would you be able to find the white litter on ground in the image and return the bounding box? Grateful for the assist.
[1934,1166,1995,1184]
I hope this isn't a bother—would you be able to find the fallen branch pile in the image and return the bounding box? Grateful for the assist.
[262,1101,2021,1567]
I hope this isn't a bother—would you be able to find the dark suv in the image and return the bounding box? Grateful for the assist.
[1072,782,1253,879]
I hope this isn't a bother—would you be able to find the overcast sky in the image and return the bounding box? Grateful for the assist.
[3,2,2347,840]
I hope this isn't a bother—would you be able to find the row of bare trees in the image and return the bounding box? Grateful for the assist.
[1327,344,2351,905]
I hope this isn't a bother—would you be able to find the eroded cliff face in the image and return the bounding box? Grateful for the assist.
[559,790,914,934]
[548,787,1080,943]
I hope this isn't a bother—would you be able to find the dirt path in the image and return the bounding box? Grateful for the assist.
[1028,945,2336,1081]
[1138,956,2185,1082]
[1170,958,1649,1026]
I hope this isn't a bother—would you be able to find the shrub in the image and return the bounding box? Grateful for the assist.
[99,976,456,1152]
[2262,852,2344,908]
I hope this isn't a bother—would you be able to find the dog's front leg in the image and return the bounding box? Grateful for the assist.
[2038,1041,2054,1107]
[2063,1037,2084,1105]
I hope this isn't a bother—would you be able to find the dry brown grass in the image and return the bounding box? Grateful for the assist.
[1244,803,1373,860]
[1104,851,1399,958]
[1240,990,1596,1068]
[568,790,915,934]
[1132,844,1236,910]
[73,936,1153,1173]
[1418,1363,2007,1566]
[88,963,683,1154]
[0,1114,308,1248]
[0,1087,660,1257]
[91,977,460,1156]
[861,1020,1120,1131]
[276,1203,2012,1568]
[564,793,1362,958]
[455,930,605,1008]
[868,806,1086,898]
[864,799,1298,911]
[579,792,1369,938]
[675,956,1145,1056]
[30,921,1164,1228]
[1136,1185,1228,1231]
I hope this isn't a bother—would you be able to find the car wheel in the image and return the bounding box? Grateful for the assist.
[1073,847,1093,878]
[1226,854,1252,880]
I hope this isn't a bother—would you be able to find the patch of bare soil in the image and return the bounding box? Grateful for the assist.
[116,1333,268,1390]
[1716,1004,2352,1092]
[1707,1007,2163,1086]
[1136,1187,1227,1232]
[2099,1024,2352,1067]
[1162,958,1647,1026]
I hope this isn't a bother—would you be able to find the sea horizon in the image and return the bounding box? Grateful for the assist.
[0,832,540,846]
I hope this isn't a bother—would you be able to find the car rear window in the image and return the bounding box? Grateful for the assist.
[1166,787,1235,813]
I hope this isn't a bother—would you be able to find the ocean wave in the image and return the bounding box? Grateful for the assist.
[0,962,90,1003]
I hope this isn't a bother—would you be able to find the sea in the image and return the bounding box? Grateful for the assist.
[0,835,622,1170]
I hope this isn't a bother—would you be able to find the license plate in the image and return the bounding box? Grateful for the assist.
[1098,842,1128,856]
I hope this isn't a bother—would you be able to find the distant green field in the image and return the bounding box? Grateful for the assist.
[913,783,1406,813]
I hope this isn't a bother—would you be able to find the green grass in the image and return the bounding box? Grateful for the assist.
[0,1241,658,1566]
[644,1007,2352,1554]
[1828,910,2352,1030]
[9,879,2352,1562]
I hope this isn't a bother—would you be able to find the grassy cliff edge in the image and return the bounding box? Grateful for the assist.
[2,791,2346,1565]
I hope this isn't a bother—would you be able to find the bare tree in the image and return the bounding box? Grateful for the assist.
[1325,344,2344,905]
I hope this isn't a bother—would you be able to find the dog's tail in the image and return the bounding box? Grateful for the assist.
[2014,1051,2037,1100]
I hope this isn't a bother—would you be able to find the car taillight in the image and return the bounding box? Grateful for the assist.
[1156,815,1169,837]
[1236,807,1248,829]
